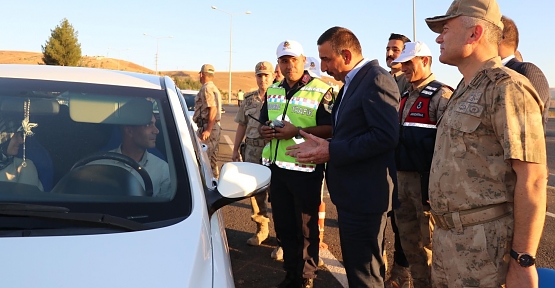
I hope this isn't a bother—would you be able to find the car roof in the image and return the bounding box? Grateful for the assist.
[181,89,199,95]
[0,64,162,90]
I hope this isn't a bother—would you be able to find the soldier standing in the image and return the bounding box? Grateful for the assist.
[193,64,222,178]
[425,0,547,287]
[384,32,413,288]
[391,41,452,287]
[232,61,274,246]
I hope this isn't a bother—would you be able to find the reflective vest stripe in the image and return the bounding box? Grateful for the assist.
[267,95,286,103]
[299,86,329,94]
[290,97,319,109]
[403,122,437,129]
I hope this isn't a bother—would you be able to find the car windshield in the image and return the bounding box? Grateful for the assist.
[0,77,192,231]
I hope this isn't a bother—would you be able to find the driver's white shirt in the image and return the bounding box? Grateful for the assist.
[94,146,172,198]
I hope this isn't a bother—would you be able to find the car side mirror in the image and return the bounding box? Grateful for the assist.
[206,162,271,216]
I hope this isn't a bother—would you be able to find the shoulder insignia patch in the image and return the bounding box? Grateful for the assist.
[323,91,333,102]
[244,91,258,99]
[487,67,510,85]
[301,74,311,84]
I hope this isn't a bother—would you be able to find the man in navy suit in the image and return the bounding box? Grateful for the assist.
[287,26,400,287]
[499,15,550,130]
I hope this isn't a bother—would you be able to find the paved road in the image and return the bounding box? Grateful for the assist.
[217,105,555,288]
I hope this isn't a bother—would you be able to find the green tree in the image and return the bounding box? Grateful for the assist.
[42,18,82,66]
[173,76,202,90]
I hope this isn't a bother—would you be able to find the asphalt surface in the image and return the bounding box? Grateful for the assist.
[216,104,555,288]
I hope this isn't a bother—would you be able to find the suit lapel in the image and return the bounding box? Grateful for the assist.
[334,60,374,125]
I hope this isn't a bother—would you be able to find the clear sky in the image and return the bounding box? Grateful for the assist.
[2,0,553,88]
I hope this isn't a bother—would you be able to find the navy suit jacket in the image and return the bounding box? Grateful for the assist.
[505,58,551,128]
[326,59,400,214]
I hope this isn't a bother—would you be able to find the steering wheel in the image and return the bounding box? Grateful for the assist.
[71,152,154,196]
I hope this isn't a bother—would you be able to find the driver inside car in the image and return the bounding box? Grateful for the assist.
[93,114,171,198]
[0,116,43,191]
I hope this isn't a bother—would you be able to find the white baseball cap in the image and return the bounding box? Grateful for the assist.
[304,56,321,78]
[276,40,304,58]
[392,41,433,64]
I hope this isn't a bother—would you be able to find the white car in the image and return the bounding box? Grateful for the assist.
[0,64,270,288]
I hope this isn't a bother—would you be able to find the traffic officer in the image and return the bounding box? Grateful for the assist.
[425,0,547,286]
[193,64,222,178]
[391,41,452,288]
[259,40,333,288]
[232,61,274,246]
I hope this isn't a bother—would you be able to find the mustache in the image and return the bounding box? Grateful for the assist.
[386,56,395,61]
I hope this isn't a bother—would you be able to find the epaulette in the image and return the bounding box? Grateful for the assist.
[244,91,258,99]
[486,67,511,85]
[419,80,451,98]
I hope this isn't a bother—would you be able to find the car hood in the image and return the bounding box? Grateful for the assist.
[0,214,213,288]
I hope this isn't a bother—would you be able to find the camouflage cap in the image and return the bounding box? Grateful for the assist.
[255,61,273,75]
[200,64,215,74]
[425,0,503,34]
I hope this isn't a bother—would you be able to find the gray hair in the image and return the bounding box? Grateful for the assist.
[460,16,503,45]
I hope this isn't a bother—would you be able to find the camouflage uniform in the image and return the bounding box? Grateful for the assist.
[396,74,451,287]
[193,80,222,178]
[429,58,546,287]
[234,90,269,223]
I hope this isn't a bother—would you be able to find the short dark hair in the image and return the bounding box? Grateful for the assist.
[389,33,411,43]
[501,16,519,50]
[317,26,362,56]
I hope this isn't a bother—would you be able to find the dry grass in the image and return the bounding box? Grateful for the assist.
[0,50,342,94]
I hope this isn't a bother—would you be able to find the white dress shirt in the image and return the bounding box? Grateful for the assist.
[335,58,371,122]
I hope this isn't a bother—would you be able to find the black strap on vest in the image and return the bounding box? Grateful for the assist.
[419,80,444,98]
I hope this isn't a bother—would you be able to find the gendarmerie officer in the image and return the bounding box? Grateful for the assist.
[392,41,452,288]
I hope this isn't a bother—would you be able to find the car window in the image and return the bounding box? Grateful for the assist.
[0,78,192,231]
[176,89,214,188]
[183,94,195,112]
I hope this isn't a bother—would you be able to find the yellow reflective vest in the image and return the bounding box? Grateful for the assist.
[261,78,330,172]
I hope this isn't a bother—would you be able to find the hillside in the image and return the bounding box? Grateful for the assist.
[0,50,342,95]
[0,50,154,74]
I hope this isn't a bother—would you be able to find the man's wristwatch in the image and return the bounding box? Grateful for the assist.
[295,127,302,139]
[510,249,536,267]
